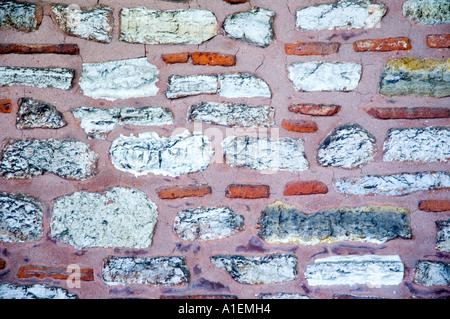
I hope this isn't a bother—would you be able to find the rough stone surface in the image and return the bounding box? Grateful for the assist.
[0,283,77,299]
[296,1,387,31]
[0,0,43,32]
[223,8,274,47]
[413,261,450,286]
[166,74,218,99]
[318,124,377,169]
[211,254,298,284]
[110,131,213,177]
[305,255,404,287]
[0,192,43,243]
[0,66,74,90]
[0,138,98,181]
[379,58,450,98]
[51,187,158,250]
[257,293,309,299]
[222,136,309,172]
[383,126,450,163]
[436,219,450,252]
[258,202,411,245]
[102,256,190,286]
[120,8,217,44]
[334,171,450,196]
[51,4,113,43]
[287,62,362,92]
[79,57,159,100]
[187,102,275,127]
[403,0,450,25]
[17,98,67,130]
[173,207,244,241]
[218,73,272,98]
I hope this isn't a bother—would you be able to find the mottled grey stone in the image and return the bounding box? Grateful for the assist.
[102,256,190,286]
[436,219,450,252]
[413,261,450,286]
[0,192,43,243]
[17,98,66,130]
[166,74,218,99]
[403,0,450,24]
[0,66,74,90]
[258,202,411,245]
[211,254,298,284]
[0,0,43,32]
[51,187,158,250]
[0,138,98,180]
[0,283,77,299]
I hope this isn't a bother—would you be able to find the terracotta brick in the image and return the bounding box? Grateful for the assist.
[419,200,450,212]
[191,52,236,66]
[427,34,450,48]
[284,181,328,196]
[0,259,5,270]
[288,104,341,116]
[0,99,12,113]
[285,42,339,56]
[366,107,450,120]
[282,119,318,133]
[226,184,270,199]
[18,266,94,281]
[0,44,79,55]
[223,0,248,3]
[353,37,411,52]
[157,185,212,199]
[162,52,190,64]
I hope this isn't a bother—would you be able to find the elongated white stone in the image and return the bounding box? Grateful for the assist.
[0,283,77,299]
[166,75,218,99]
[219,73,272,98]
[436,220,450,252]
[0,67,74,90]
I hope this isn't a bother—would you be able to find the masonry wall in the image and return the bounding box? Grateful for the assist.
[0,0,449,300]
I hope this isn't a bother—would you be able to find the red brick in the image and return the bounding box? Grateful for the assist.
[0,259,5,270]
[284,181,328,196]
[162,52,190,64]
[225,184,270,199]
[223,0,248,3]
[0,100,12,113]
[161,295,237,299]
[288,104,341,116]
[427,34,450,48]
[366,107,450,120]
[282,119,318,133]
[353,37,411,52]
[18,266,94,281]
[0,44,79,55]
[191,52,235,66]
[419,200,450,212]
[157,185,212,199]
[285,42,339,56]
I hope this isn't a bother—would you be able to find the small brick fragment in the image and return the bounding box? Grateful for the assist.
[289,104,341,116]
[162,52,189,64]
[191,52,235,66]
[0,100,12,113]
[225,184,270,199]
[427,34,450,48]
[284,181,328,196]
[0,259,5,270]
[285,42,339,56]
[282,119,318,133]
[366,107,450,120]
[157,185,212,199]
[353,37,411,52]
[0,44,80,55]
[419,200,450,212]
[18,266,94,281]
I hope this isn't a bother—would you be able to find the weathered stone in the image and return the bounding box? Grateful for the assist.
[0,283,77,299]
[223,8,274,47]
[379,58,450,98]
[0,138,98,180]
[413,261,450,286]
[166,75,218,99]
[383,126,450,163]
[187,102,274,127]
[403,0,450,25]
[296,1,387,31]
[110,131,213,177]
[0,43,80,55]
[318,124,377,169]
[120,8,217,44]
[51,4,113,43]
[211,254,298,284]
[305,255,404,287]
[51,187,158,250]
[72,106,174,139]
[222,136,309,172]
[174,207,244,241]
[0,192,43,243]
[257,293,309,299]
[17,98,67,130]
[334,171,450,196]
[79,57,159,100]
[287,62,362,92]
[258,202,411,245]
[0,67,74,90]
[436,219,450,252]
[218,73,272,98]
[0,0,43,32]
[102,256,190,286]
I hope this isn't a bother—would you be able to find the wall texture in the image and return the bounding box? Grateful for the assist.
[0,0,449,299]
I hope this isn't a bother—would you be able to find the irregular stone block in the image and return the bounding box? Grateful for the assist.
[223,8,274,47]
[258,202,411,245]
[51,4,113,43]
[305,255,404,287]
[436,219,450,252]
[79,57,159,100]
[334,171,450,196]
[296,1,387,31]
[187,102,274,127]
[383,126,450,163]
[211,254,298,284]
[287,62,362,92]
[318,124,377,169]
[174,207,244,241]
[222,136,309,172]
[51,187,158,250]
[413,261,450,287]
[0,283,77,299]
[102,256,190,286]
[0,66,74,90]
[0,43,79,55]
[17,98,66,129]
[110,131,213,177]
[0,192,43,243]
[120,7,217,44]
[403,0,450,25]
[166,75,218,99]
[0,0,43,32]
[218,73,272,98]
[0,138,98,181]
[379,58,450,98]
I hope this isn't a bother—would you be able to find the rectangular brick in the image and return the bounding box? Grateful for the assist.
[0,99,12,113]
[226,184,270,199]
[419,200,450,212]
[427,34,450,48]
[157,185,212,199]
[289,103,341,116]
[366,107,450,120]
[0,44,79,55]
[162,52,190,64]
[284,181,328,196]
[285,42,339,55]
[18,266,94,281]
[191,52,235,66]
[282,119,318,133]
[353,37,411,52]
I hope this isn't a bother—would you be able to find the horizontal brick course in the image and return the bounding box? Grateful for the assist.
[225,184,270,199]
[18,266,94,281]
[157,185,212,199]
[284,181,328,196]
[353,37,411,52]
